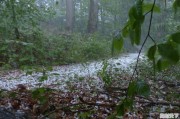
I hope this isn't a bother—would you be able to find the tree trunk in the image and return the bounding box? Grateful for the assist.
[100,4,105,34]
[11,0,20,39]
[66,0,75,33]
[87,0,99,33]
[114,15,117,29]
[164,0,166,9]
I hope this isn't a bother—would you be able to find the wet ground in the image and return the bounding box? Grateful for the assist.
[0,53,144,90]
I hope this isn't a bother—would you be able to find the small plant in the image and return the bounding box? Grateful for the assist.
[98,60,113,86]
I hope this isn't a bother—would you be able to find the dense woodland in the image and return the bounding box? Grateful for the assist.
[0,0,180,118]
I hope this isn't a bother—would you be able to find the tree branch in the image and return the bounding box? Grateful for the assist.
[131,0,157,80]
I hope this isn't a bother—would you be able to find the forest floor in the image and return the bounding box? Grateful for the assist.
[0,53,179,119]
[0,53,140,90]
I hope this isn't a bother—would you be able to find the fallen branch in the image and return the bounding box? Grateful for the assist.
[43,103,87,117]
[104,86,127,92]
[79,97,116,108]
[136,100,180,107]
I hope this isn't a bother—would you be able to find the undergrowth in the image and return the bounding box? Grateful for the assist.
[0,32,111,69]
[0,59,179,118]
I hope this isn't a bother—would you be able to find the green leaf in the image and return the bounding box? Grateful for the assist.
[46,66,53,71]
[32,87,46,99]
[124,98,133,109]
[117,98,133,116]
[143,3,160,13]
[129,29,136,45]
[135,0,145,24]
[38,87,46,94]
[0,45,8,51]
[116,103,125,116]
[173,0,180,13]
[170,32,180,44]
[19,57,30,62]
[134,25,141,45]
[129,5,144,25]
[136,0,145,23]
[129,24,141,45]
[124,2,144,46]
[128,80,150,97]
[147,45,157,60]
[127,81,137,97]
[122,22,131,37]
[25,70,34,75]
[136,0,143,16]
[32,90,40,99]
[112,35,124,55]
[78,112,91,119]
[136,80,150,97]
[38,75,48,82]
[9,92,17,98]
[158,43,179,63]
[39,96,47,104]
[157,58,170,71]
[129,6,138,21]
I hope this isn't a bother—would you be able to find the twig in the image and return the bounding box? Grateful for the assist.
[136,100,180,107]
[149,35,156,44]
[104,86,127,92]
[43,103,85,117]
[144,10,151,16]
[131,0,157,80]
[79,97,116,107]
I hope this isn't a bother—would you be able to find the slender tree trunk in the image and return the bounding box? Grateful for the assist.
[114,15,117,29]
[164,0,166,9]
[79,0,84,32]
[66,0,75,33]
[87,0,99,33]
[100,6,105,34]
[11,0,20,39]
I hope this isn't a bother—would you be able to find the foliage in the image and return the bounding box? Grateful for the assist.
[43,33,111,65]
[148,32,180,71]
[1,29,111,68]
[31,87,52,104]
[112,35,123,55]
[173,0,180,13]
[98,60,112,86]
[0,0,180,118]
[116,79,150,116]
[113,0,180,71]
[0,0,112,66]
[112,0,180,116]
[0,0,52,68]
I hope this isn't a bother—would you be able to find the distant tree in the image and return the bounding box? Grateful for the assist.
[11,0,20,39]
[87,0,99,33]
[66,0,75,32]
[0,0,51,67]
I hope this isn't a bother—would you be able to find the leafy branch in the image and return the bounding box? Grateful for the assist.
[132,0,157,80]
[111,0,180,116]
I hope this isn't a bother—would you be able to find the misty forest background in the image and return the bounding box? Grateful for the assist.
[0,0,180,118]
[0,0,179,68]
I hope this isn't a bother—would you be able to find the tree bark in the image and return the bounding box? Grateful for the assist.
[66,0,75,33]
[87,0,99,33]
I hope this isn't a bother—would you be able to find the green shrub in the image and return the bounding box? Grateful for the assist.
[0,32,112,68]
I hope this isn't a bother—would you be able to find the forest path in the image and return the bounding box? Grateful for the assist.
[0,53,145,90]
